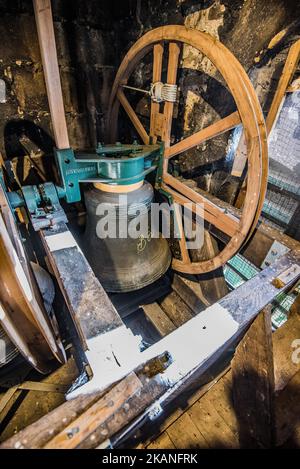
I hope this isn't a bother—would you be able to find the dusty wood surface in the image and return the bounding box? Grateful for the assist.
[231,309,275,447]
[40,222,123,345]
[146,303,300,449]
[159,291,194,327]
[266,39,300,133]
[0,354,172,449]
[44,373,142,449]
[172,273,209,313]
[273,304,300,391]
[142,302,176,337]
[0,359,78,444]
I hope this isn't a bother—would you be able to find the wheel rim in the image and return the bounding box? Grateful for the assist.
[108,26,268,274]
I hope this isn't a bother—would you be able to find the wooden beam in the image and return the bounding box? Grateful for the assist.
[191,230,229,304]
[172,273,209,313]
[232,39,300,178]
[150,43,164,143]
[159,291,194,327]
[162,42,180,148]
[231,309,275,447]
[33,0,70,149]
[266,39,300,134]
[44,373,142,449]
[39,222,123,347]
[142,303,176,337]
[173,201,190,264]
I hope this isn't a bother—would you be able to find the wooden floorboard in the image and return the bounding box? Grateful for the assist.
[146,370,239,449]
[147,432,176,449]
[147,307,300,450]
[166,413,209,449]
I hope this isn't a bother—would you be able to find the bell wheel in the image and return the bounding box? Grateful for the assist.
[107,25,268,274]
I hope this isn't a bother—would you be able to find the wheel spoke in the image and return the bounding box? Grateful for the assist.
[165,111,241,159]
[150,43,164,143]
[162,176,239,237]
[162,42,180,147]
[117,89,150,144]
[173,202,190,264]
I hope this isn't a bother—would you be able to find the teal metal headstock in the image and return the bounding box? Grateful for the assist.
[1,141,165,231]
[55,142,163,203]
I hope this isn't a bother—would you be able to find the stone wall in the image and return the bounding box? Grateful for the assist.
[0,0,299,187]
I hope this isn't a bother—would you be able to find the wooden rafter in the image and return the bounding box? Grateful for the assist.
[33,0,70,149]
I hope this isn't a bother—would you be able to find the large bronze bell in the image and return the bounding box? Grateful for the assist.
[83,181,171,292]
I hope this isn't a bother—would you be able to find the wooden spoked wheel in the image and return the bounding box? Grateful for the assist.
[108,26,268,274]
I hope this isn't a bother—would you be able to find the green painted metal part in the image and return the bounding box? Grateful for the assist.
[1,142,164,228]
[55,143,163,203]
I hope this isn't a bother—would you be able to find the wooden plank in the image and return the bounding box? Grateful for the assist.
[1,355,171,450]
[147,432,175,449]
[162,42,180,148]
[77,366,171,449]
[191,230,229,304]
[166,412,209,449]
[166,111,241,159]
[266,39,300,134]
[232,39,300,179]
[159,291,194,327]
[0,389,100,447]
[231,131,247,177]
[187,396,239,448]
[273,299,300,391]
[208,371,238,435]
[152,112,166,138]
[221,250,300,323]
[150,43,164,143]
[173,201,190,264]
[33,0,69,149]
[172,274,209,313]
[40,222,123,346]
[44,373,142,449]
[117,89,150,144]
[0,359,79,445]
[139,366,231,449]
[142,303,176,337]
[231,310,275,447]
[275,368,300,445]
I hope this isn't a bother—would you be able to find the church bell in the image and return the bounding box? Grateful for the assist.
[83,180,171,292]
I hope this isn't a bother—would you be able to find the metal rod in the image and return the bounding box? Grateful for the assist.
[121,84,150,95]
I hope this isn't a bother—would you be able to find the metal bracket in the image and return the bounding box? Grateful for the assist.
[56,143,162,203]
[22,182,67,231]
